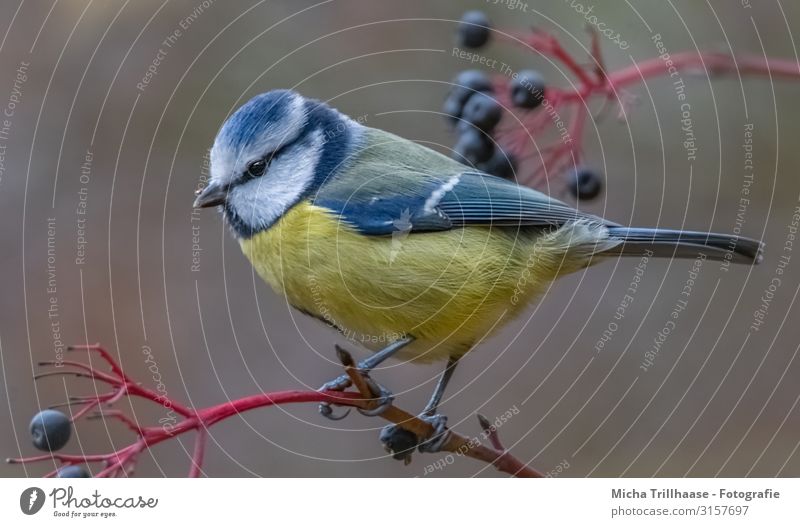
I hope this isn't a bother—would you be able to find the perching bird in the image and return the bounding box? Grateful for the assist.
[194,89,763,454]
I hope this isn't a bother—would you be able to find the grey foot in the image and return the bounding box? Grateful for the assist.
[417,414,450,453]
[379,414,450,464]
[320,373,351,393]
[318,373,393,420]
[379,425,418,464]
[317,339,413,421]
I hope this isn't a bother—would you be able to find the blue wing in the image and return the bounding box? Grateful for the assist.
[435,172,608,227]
[312,128,611,235]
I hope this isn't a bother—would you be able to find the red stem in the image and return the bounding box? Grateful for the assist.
[188,430,207,478]
[492,37,800,187]
[559,52,800,104]
[10,389,541,477]
[125,382,194,418]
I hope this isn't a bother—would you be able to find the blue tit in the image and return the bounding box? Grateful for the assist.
[194,89,762,449]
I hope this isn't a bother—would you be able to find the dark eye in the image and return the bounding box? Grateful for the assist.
[246,159,267,178]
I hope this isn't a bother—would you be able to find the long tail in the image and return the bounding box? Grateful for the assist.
[605,227,764,264]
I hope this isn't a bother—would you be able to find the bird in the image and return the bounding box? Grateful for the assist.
[194,89,763,455]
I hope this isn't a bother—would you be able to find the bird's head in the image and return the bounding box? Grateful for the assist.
[194,89,359,237]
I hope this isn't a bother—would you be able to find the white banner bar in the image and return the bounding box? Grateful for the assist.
[0,478,796,525]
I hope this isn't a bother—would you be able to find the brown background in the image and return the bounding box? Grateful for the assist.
[1,0,799,477]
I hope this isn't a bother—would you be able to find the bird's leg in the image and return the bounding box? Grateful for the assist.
[318,336,413,420]
[417,355,459,453]
[421,355,459,417]
[381,356,460,461]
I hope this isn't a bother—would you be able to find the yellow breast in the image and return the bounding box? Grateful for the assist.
[239,201,578,362]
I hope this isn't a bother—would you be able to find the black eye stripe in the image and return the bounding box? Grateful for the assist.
[238,127,307,183]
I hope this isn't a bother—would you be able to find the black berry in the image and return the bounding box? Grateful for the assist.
[510,70,546,109]
[449,69,492,103]
[457,11,491,49]
[30,409,72,452]
[480,148,517,179]
[461,91,502,133]
[442,95,465,123]
[453,128,494,165]
[444,71,493,125]
[57,465,90,478]
[568,167,603,200]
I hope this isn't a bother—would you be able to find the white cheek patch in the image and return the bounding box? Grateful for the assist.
[209,144,236,187]
[229,129,324,231]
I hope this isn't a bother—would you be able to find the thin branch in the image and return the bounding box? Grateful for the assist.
[10,385,543,478]
[188,430,207,478]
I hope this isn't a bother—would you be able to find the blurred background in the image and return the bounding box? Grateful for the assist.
[1,0,799,477]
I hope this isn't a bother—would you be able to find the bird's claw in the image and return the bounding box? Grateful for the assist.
[318,374,353,420]
[318,370,393,420]
[319,374,351,393]
[417,414,450,453]
[356,377,393,417]
[318,402,351,421]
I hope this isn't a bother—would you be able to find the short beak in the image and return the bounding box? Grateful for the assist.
[193,182,227,208]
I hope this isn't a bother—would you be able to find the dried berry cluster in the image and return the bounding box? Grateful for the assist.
[446,10,603,200]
